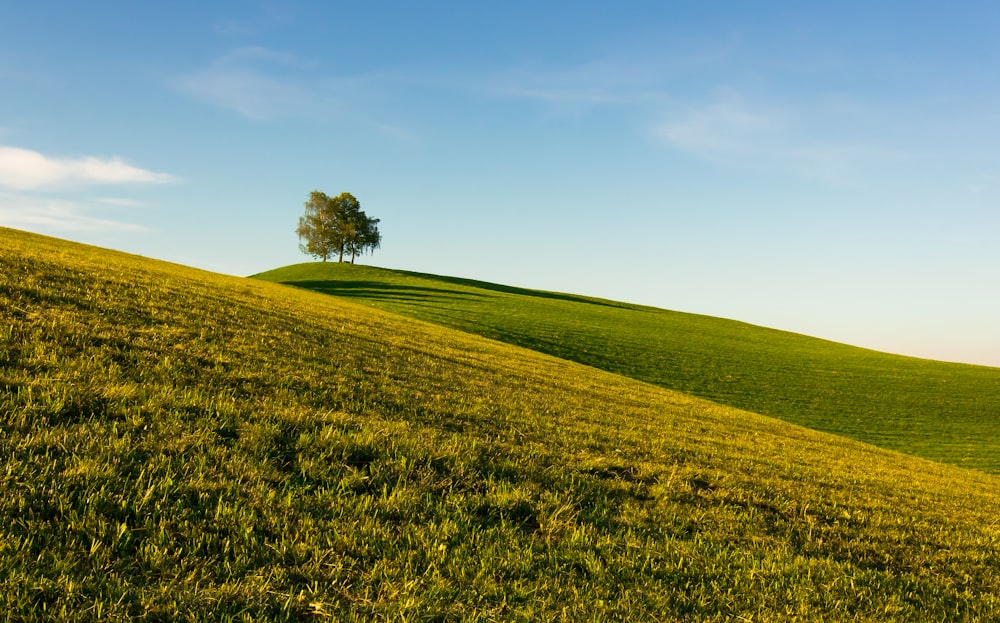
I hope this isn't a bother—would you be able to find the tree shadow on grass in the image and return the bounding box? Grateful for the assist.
[395,271,636,310]
[283,280,486,304]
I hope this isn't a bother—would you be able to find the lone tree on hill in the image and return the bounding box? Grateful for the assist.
[296,190,381,263]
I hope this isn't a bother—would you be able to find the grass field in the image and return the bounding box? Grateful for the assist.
[4,227,1000,621]
[253,262,1000,473]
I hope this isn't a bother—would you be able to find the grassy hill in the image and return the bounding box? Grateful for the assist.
[253,262,1000,473]
[4,227,1000,621]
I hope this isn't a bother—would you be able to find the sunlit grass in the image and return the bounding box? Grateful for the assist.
[254,262,1000,473]
[3,227,1000,621]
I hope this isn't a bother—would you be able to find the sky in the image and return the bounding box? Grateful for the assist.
[2,1,999,367]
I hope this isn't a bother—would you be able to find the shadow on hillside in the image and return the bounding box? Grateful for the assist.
[283,280,485,303]
[395,271,634,310]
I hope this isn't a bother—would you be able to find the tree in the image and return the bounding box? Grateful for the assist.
[296,190,382,263]
[346,210,382,264]
[359,215,382,261]
[296,190,338,262]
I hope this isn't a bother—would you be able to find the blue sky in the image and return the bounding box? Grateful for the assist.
[2,1,999,366]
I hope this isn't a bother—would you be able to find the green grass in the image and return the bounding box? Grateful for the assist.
[4,227,1000,621]
[253,262,1000,473]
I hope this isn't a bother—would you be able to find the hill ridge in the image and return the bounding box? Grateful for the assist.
[4,227,1000,620]
[254,261,1000,473]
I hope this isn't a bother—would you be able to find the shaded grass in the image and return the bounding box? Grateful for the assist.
[3,227,1000,621]
[253,262,1000,473]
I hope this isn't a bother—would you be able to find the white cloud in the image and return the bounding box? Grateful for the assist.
[0,193,146,232]
[0,145,176,190]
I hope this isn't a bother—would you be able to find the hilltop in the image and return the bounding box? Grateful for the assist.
[253,262,1000,473]
[3,228,1000,621]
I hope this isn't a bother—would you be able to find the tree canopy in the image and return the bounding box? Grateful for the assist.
[296,191,381,263]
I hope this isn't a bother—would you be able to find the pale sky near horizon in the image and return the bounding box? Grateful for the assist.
[2,1,999,367]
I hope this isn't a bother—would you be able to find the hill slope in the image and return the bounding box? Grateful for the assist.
[253,262,1000,473]
[3,228,1000,621]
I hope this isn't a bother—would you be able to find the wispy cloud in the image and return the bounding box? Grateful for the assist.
[94,196,147,207]
[485,34,739,110]
[0,145,176,191]
[488,60,664,107]
[214,4,298,37]
[480,44,919,184]
[656,92,907,183]
[172,47,340,121]
[172,46,425,144]
[660,93,782,158]
[0,192,147,232]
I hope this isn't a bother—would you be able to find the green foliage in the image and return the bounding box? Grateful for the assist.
[295,191,381,263]
[4,227,1000,620]
[295,190,338,261]
[253,262,1000,474]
